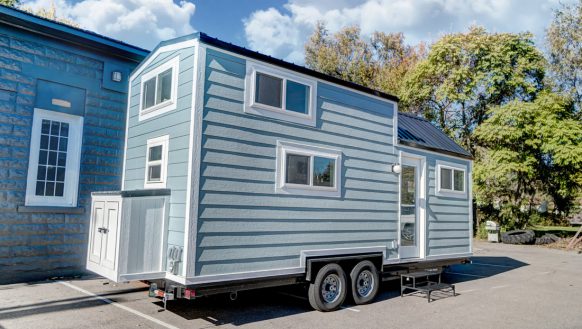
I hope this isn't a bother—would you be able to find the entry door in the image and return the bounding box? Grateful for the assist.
[399,156,424,259]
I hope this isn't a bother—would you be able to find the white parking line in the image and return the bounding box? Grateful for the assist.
[490,285,509,289]
[341,306,360,313]
[445,272,487,278]
[471,262,517,269]
[58,281,180,329]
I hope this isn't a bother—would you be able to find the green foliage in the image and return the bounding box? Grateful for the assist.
[401,26,546,154]
[304,23,425,97]
[0,0,19,7]
[546,0,582,114]
[474,92,582,227]
[476,222,488,240]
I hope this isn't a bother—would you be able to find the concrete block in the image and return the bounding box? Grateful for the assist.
[10,38,45,56]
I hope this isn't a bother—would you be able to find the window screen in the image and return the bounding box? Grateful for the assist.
[255,73,282,108]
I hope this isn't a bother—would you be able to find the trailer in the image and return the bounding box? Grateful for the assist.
[86,32,473,311]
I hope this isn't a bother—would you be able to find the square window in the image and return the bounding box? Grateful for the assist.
[149,145,162,162]
[285,154,310,185]
[255,73,282,108]
[148,165,162,181]
[440,167,452,190]
[313,156,334,187]
[285,80,309,114]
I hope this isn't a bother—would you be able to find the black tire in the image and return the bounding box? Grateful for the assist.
[350,260,380,305]
[501,230,535,244]
[535,233,560,245]
[308,263,347,312]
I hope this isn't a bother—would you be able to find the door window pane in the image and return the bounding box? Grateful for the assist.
[313,156,334,187]
[440,167,452,190]
[454,169,465,191]
[255,73,282,108]
[285,154,309,185]
[400,165,416,247]
[285,80,309,114]
[157,69,172,103]
[143,77,156,109]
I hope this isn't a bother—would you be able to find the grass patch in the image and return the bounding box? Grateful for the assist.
[529,225,580,238]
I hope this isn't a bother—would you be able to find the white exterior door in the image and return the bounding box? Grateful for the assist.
[399,154,426,259]
[87,198,121,280]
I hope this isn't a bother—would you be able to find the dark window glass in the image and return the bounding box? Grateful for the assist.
[41,120,50,134]
[285,154,309,185]
[35,182,45,196]
[55,183,64,197]
[46,166,56,181]
[39,150,48,165]
[285,80,309,114]
[401,166,416,205]
[454,169,464,192]
[440,168,452,190]
[60,123,69,137]
[50,121,60,135]
[48,151,57,166]
[37,165,46,180]
[45,182,55,196]
[149,145,162,161]
[59,138,68,151]
[143,77,156,109]
[157,69,172,103]
[40,135,49,149]
[56,168,65,182]
[49,136,58,150]
[313,156,334,187]
[58,152,67,166]
[148,165,161,181]
[255,73,282,108]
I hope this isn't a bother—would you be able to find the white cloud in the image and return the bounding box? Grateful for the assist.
[21,0,196,49]
[243,0,575,63]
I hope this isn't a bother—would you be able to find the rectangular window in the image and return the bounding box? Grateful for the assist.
[144,135,169,188]
[276,141,341,197]
[25,109,83,207]
[245,62,316,126]
[437,161,466,195]
[138,56,179,121]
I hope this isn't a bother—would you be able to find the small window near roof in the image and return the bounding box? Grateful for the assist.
[138,56,179,121]
[437,161,466,195]
[144,135,169,188]
[245,62,316,126]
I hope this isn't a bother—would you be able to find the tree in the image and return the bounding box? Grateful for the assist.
[474,92,582,227]
[546,0,582,114]
[0,0,19,7]
[20,1,79,27]
[401,26,546,154]
[304,23,425,97]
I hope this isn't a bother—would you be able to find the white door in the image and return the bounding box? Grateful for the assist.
[399,155,425,259]
[87,199,120,280]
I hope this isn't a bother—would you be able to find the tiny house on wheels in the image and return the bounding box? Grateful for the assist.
[86,33,473,311]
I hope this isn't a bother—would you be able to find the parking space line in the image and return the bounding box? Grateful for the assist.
[58,281,180,329]
[340,306,360,312]
[490,285,509,289]
[445,271,487,278]
[471,262,517,269]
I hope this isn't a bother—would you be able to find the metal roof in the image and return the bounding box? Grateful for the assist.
[398,113,473,159]
[0,5,148,62]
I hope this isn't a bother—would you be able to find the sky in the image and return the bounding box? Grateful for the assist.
[21,0,574,64]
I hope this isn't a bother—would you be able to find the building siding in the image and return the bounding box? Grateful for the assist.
[122,47,195,273]
[195,47,399,276]
[398,147,472,257]
[0,25,141,283]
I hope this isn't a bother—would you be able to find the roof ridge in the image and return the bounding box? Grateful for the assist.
[398,111,430,122]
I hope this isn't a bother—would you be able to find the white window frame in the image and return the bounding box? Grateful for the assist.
[245,61,317,127]
[144,135,169,189]
[138,56,180,121]
[25,108,83,207]
[436,160,467,198]
[276,141,341,197]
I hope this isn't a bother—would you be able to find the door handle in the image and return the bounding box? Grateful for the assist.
[97,227,109,234]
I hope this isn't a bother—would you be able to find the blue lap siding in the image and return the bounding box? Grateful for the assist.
[0,20,145,283]
[195,47,399,276]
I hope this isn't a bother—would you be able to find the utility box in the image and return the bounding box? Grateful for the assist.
[485,221,500,243]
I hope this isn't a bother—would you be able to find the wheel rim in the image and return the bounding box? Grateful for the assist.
[321,273,342,303]
[356,269,374,298]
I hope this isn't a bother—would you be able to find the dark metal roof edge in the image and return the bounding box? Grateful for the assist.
[398,139,474,160]
[198,32,400,103]
[0,5,148,61]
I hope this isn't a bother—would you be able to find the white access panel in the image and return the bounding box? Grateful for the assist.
[87,196,121,281]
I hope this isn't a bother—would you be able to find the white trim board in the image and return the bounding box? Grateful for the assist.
[130,39,198,81]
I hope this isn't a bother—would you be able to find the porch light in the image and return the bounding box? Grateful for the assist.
[391,163,402,174]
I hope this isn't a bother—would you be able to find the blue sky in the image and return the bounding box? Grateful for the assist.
[22,0,575,64]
